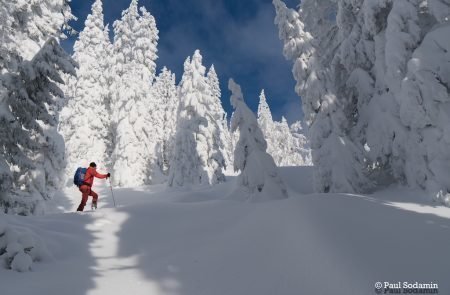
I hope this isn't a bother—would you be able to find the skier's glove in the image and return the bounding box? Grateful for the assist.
[107,173,111,178]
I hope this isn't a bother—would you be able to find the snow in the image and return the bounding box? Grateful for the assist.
[10,252,32,272]
[0,217,51,272]
[2,167,450,294]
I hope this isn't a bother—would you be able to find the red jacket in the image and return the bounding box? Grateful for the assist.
[83,167,108,187]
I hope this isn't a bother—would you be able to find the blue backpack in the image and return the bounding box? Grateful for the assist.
[73,167,87,187]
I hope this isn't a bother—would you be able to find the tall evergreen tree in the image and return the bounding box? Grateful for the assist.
[168,51,226,187]
[0,0,74,69]
[274,0,376,193]
[290,121,313,166]
[110,0,159,186]
[257,90,311,167]
[257,90,275,135]
[273,117,307,166]
[228,79,288,200]
[399,25,450,203]
[0,0,75,214]
[151,67,178,177]
[1,39,76,214]
[257,90,277,163]
[206,65,233,170]
[60,0,112,177]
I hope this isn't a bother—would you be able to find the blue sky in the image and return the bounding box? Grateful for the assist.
[62,0,302,123]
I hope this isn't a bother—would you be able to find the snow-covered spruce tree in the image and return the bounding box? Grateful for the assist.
[290,121,313,166]
[349,0,403,186]
[257,90,275,139]
[257,91,311,166]
[60,0,112,179]
[274,117,307,166]
[206,65,233,170]
[110,0,159,187]
[228,125,241,173]
[151,67,178,177]
[0,0,75,214]
[399,24,450,204]
[337,0,432,189]
[0,38,76,214]
[363,0,450,200]
[113,0,158,82]
[274,0,373,193]
[256,90,283,165]
[0,0,74,70]
[168,51,226,187]
[326,0,422,189]
[228,79,288,200]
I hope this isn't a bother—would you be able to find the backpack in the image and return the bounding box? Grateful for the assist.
[73,167,87,187]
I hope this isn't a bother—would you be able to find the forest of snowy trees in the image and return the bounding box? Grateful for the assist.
[0,0,310,214]
[2,0,448,215]
[2,0,450,289]
[273,0,450,204]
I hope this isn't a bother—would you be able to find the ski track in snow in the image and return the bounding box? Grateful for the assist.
[1,167,450,295]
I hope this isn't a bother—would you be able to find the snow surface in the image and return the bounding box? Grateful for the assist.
[1,167,450,295]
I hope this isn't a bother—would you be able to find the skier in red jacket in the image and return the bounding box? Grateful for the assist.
[77,162,110,211]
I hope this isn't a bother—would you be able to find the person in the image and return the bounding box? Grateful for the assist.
[77,162,110,212]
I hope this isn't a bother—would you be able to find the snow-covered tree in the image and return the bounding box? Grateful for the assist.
[206,65,233,169]
[399,25,450,204]
[256,90,278,159]
[151,67,178,177]
[257,90,275,135]
[359,0,421,185]
[257,90,309,166]
[59,0,112,178]
[110,0,159,187]
[207,65,221,103]
[168,51,226,187]
[1,39,76,214]
[274,0,373,193]
[113,0,158,82]
[0,0,74,71]
[228,79,288,200]
[334,0,432,190]
[290,121,313,166]
[273,117,308,166]
[0,0,75,214]
[274,0,398,192]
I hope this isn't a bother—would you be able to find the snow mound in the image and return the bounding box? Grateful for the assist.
[0,220,50,272]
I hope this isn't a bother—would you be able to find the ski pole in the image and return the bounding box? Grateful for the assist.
[109,178,117,208]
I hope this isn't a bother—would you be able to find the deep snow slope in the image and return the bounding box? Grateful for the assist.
[1,167,450,295]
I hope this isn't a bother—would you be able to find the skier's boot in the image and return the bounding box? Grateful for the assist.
[91,201,97,210]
